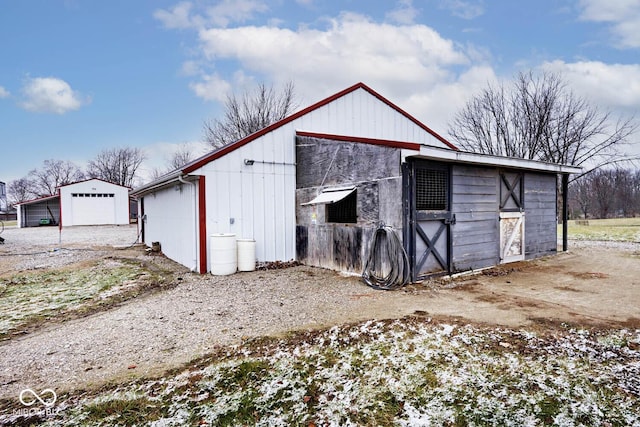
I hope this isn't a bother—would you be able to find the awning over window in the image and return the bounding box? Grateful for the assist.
[301,186,356,205]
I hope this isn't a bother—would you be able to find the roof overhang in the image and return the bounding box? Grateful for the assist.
[15,194,60,206]
[131,172,198,197]
[301,186,356,205]
[404,144,582,174]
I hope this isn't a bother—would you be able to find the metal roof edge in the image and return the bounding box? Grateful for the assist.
[15,194,60,206]
[413,145,583,174]
[57,177,132,190]
[130,171,184,196]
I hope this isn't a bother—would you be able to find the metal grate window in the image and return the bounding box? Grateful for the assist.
[416,168,448,211]
[327,190,357,223]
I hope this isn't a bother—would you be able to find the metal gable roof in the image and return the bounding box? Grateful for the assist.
[187,82,458,172]
[133,82,459,195]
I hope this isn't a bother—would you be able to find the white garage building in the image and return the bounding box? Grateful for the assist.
[17,178,130,227]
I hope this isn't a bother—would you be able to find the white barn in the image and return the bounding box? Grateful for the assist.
[132,83,458,273]
[132,83,579,277]
[17,178,130,227]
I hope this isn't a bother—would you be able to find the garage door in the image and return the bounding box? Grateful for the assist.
[71,193,116,225]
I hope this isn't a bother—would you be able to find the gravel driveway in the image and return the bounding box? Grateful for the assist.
[1,224,639,402]
[0,225,411,400]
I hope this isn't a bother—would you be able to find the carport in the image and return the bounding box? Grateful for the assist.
[16,195,60,227]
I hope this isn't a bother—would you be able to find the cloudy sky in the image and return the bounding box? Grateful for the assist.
[1,0,639,185]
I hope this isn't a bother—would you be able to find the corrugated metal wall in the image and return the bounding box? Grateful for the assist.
[142,182,198,271]
[19,199,60,227]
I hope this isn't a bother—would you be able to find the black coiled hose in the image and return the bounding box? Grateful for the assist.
[362,225,411,290]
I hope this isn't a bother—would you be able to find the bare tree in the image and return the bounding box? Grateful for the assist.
[167,143,198,171]
[448,71,638,173]
[7,178,37,205]
[569,174,593,219]
[29,159,85,196]
[87,147,145,187]
[613,169,635,217]
[591,169,617,218]
[203,81,297,148]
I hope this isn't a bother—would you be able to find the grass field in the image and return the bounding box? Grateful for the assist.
[560,217,640,242]
[0,258,163,340]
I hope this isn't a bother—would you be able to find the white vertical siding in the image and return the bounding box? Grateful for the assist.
[189,87,452,265]
[143,183,197,271]
[170,88,445,269]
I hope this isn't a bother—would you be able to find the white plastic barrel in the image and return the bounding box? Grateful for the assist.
[237,239,256,272]
[210,234,237,275]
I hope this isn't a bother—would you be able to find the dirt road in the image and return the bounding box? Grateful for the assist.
[0,226,638,401]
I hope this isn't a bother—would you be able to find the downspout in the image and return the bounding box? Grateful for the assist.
[562,173,569,252]
[178,175,198,272]
[58,188,62,244]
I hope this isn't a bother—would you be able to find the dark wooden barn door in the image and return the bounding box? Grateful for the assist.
[403,160,454,281]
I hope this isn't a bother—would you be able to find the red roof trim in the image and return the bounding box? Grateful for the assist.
[360,84,458,151]
[183,82,457,174]
[296,131,421,151]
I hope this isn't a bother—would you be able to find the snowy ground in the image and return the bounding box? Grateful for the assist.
[4,318,639,426]
[0,225,639,425]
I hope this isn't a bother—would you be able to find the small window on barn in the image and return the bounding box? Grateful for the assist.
[416,168,449,211]
[326,190,357,223]
[72,193,78,197]
[108,193,114,198]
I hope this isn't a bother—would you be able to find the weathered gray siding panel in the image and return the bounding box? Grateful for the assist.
[524,172,557,258]
[295,136,403,273]
[296,136,400,188]
[450,165,500,272]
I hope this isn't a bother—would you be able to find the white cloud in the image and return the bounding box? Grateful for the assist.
[578,0,640,48]
[180,60,202,76]
[191,11,481,132]
[405,65,498,135]
[189,73,232,102]
[154,0,268,29]
[138,140,210,184]
[386,0,420,25]
[154,1,201,29]
[542,60,640,109]
[0,86,9,98]
[438,0,485,20]
[157,3,501,136]
[205,0,268,28]
[20,77,88,114]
